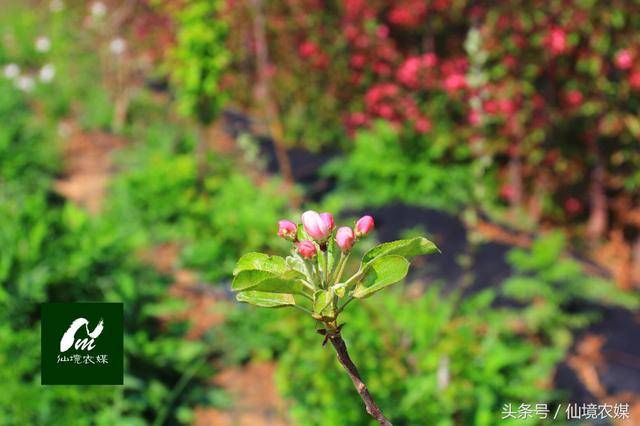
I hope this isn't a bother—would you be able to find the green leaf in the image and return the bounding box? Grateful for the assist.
[233,252,286,276]
[250,274,307,295]
[362,237,439,265]
[286,254,316,285]
[353,255,409,299]
[232,269,307,294]
[236,291,295,308]
[286,255,306,276]
[232,270,277,291]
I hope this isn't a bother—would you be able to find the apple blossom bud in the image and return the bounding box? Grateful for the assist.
[301,210,334,241]
[335,227,355,252]
[296,240,317,259]
[320,212,334,231]
[277,220,297,240]
[355,215,375,237]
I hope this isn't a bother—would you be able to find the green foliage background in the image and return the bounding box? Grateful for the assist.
[1,1,639,425]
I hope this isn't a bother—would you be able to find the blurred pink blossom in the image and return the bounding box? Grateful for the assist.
[547,27,568,55]
[414,117,432,133]
[443,73,466,93]
[615,49,633,70]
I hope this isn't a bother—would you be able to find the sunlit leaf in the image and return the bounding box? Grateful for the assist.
[362,237,439,265]
[353,255,409,299]
[232,252,286,276]
[232,269,306,294]
[236,291,295,308]
[250,275,308,295]
[232,269,278,291]
[286,255,306,276]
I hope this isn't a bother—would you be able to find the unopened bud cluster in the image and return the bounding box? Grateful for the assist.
[277,210,375,258]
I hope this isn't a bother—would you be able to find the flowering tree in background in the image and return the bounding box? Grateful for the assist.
[231,211,439,424]
[221,0,640,286]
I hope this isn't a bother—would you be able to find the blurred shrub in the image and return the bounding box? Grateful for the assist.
[325,121,475,212]
[0,1,110,127]
[0,80,59,189]
[108,122,293,282]
[503,233,639,345]
[77,85,115,131]
[0,82,214,426]
[166,0,229,124]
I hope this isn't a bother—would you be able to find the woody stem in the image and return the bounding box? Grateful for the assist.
[328,332,393,426]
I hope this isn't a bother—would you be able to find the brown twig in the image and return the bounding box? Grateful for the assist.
[327,332,393,426]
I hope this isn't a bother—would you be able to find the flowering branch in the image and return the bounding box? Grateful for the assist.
[231,210,439,424]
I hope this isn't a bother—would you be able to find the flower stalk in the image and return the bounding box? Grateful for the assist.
[332,251,349,284]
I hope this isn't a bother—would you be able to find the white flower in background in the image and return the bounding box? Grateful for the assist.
[3,63,20,79]
[109,38,126,56]
[39,64,55,83]
[90,1,107,18]
[35,36,51,53]
[50,0,64,12]
[16,75,34,92]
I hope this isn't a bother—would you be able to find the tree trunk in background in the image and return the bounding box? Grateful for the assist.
[632,233,640,287]
[528,172,548,223]
[508,141,523,218]
[587,137,607,243]
[112,91,130,133]
[251,0,295,193]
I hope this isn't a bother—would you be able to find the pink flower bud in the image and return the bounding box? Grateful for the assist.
[301,210,334,240]
[355,215,374,237]
[277,220,297,240]
[335,227,355,252]
[320,212,334,231]
[296,240,317,259]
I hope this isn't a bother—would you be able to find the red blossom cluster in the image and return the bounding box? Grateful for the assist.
[326,1,469,135]
[221,0,640,248]
[298,40,328,69]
